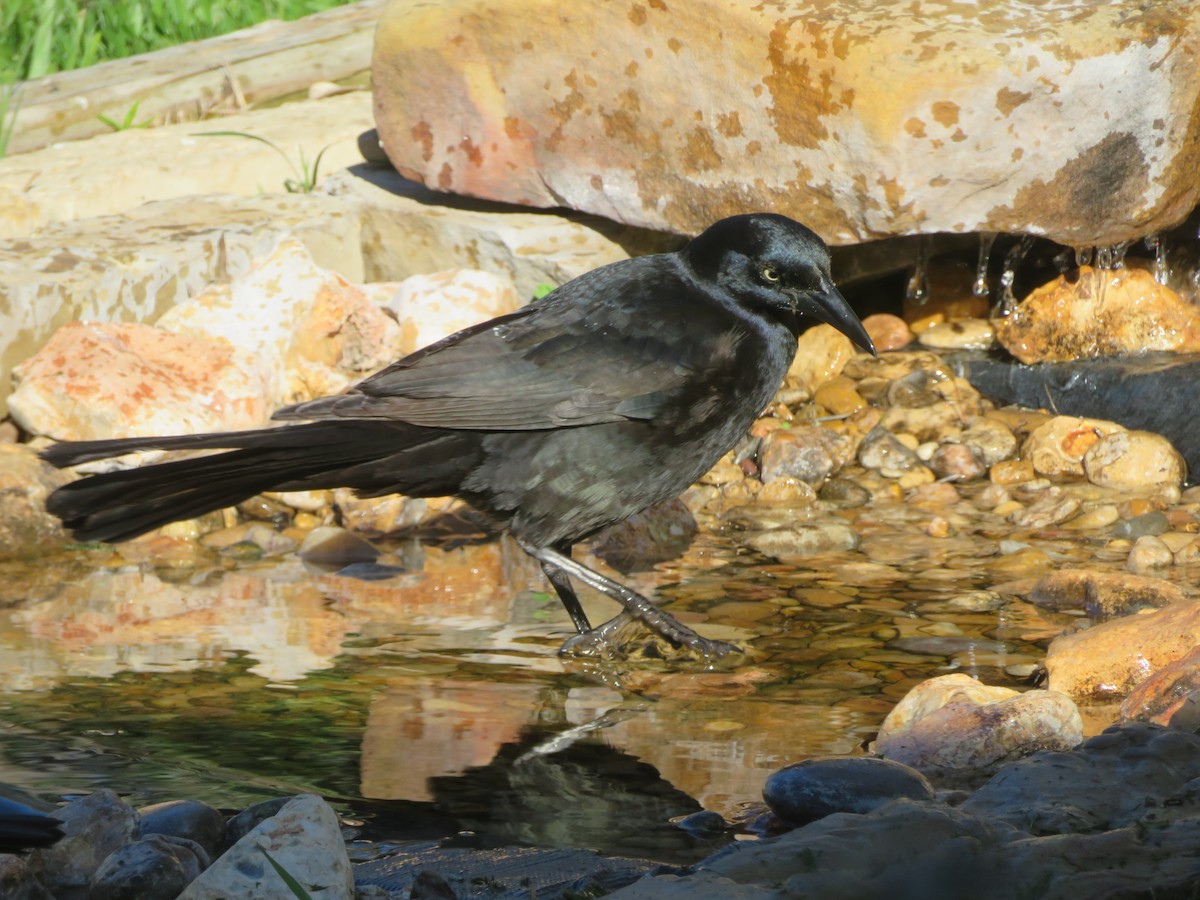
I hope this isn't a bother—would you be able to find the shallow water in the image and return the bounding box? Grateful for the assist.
[0,486,1100,860]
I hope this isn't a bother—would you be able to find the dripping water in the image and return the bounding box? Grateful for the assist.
[905,236,930,304]
[973,232,997,299]
[1145,233,1168,285]
[996,235,1035,317]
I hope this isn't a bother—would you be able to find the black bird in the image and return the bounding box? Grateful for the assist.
[0,796,64,854]
[42,213,874,657]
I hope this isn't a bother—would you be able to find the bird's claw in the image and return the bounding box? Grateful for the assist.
[558,612,742,664]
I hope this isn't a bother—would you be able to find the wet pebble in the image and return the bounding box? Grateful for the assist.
[1083,430,1185,492]
[762,756,934,827]
[673,810,729,837]
[861,313,913,351]
[960,418,1018,467]
[89,834,207,900]
[929,442,987,482]
[1112,510,1171,539]
[817,477,872,508]
[858,427,920,473]
[1008,486,1079,528]
[812,375,867,416]
[297,526,380,568]
[917,318,995,351]
[1127,535,1173,574]
[988,458,1036,486]
[743,523,859,560]
[758,426,847,485]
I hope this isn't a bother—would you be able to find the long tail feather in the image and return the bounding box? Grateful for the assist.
[42,422,477,544]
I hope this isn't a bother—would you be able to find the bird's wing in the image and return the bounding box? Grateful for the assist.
[274,270,712,431]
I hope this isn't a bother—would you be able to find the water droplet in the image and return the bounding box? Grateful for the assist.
[1145,233,1169,285]
[905,236,930,305]
[973,232,997,298]
[1075,246,1093,268]
[996,235,1034,317]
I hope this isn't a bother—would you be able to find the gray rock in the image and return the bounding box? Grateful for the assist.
[762,756,934,827]
[858,426,919,474]
[90,833,207,900]
[27,789,138,893]
[223,797,291,847]
[178,794,353,899]
[138,799,226,859]
[1112,510,1172,539]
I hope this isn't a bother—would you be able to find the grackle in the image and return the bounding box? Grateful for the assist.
[0,796,64,854]
[42,213,874,658]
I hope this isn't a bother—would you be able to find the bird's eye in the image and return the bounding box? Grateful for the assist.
[761,266,780,283]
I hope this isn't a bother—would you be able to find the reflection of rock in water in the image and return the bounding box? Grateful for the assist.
[952,351,1200,476]
[425,726,705,862]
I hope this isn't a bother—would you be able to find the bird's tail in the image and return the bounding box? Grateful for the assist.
[42,421,477,544]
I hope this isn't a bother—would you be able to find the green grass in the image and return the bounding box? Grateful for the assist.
[0,0,360,83]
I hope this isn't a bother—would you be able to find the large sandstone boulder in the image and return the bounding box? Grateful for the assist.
[372,0,1200,245]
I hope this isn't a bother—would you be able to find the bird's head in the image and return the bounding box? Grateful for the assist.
[681,213,876,355]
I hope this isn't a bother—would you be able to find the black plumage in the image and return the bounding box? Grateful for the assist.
[42,213,874,657]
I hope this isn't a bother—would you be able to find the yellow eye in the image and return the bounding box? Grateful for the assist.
[761,266,780,283]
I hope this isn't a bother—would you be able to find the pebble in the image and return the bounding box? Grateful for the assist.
[861,313,913,351]
[138,799,227,859]
[817,477,872,508]
[989,459,1036,486]
[743,523,859,560]
[1062,505,1120,531]
[297,526,380,568]
[1008,486,1080,528]
[89,834,208,900]
[762,756,934,827]
[929,442,987,482]
[812,375,867,415]
[1083,430,1185,491]
[1112,510,1171,539]
[1127,535,1173,573]
[917,318,995,351]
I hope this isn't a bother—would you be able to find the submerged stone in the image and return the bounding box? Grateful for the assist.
[762,756,934,827]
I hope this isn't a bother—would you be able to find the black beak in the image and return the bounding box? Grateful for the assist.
[801,276,877,356]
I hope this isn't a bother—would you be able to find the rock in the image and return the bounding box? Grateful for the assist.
[674,810,729,837]
[817,477,871,508]
[742,522,859,560]
[994,267,1200,364]
[861,314,912,352]
[177,794,352,899]
[0,444,71,560]
[874,674,1083,775]
[811,376,866,416]
[10,321,272,443]
[28,790,138,894]
[320,167,666,300]
[1126,534,1174,574]
[0,853,54,900]
[917,318,995,351]
[762,756,934,827]
[297,527,380,568]
[787,325,857,393]
[1008,486,1080,528]
[591,499,698,573]
[0,93,374,240]
[1021,415,1126,479]
[0,191,364,419]
[858,427,919,475]
[885,369,942,408]
[962,722,1200,833]
[1121,646,1200,725]
[988,459,1036,486]
[1111,509,1172,539]
[333,490,432,537]
[959,418,1018,467]
[89,834,208,900]
[372,0,1200,246]
[200,523,298,558]
[223,799,291,847]
[138,799,226,860]
[928,442,987,482]
[381,269,522,354]
[1028,569,1185,619]
[157,238,402,407]
[1046,601,1200,702]
[758,425,850,486]
[1082,429,1186,491]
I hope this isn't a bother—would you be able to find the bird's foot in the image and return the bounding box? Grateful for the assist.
[559,612,741,664]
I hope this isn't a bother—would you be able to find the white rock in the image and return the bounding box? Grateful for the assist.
[177,794,353,900]
[382,269,522,354]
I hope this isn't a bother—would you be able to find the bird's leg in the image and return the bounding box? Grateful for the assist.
[519,539,740,659]
[539,542,593,634]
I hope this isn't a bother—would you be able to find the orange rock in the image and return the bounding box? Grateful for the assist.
[861,314,913,352]
[1046,601,1200,702]
[1022,415,1125,478]
[994,266,1200,363]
